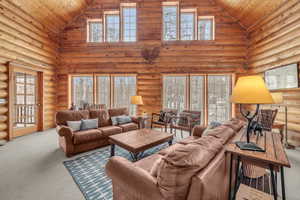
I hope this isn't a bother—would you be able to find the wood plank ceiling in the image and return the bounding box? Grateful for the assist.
[215,0,288,29]
[6,0,93,35]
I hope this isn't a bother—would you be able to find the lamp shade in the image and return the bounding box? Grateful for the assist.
[231,75,274,104]
[271,92,283,104]
[131,96,144,105]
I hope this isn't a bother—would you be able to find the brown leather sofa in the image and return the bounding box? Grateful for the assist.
[106,118,245,200]
[56,108,140,157]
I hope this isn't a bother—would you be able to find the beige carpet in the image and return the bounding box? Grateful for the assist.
[0,129,299,200]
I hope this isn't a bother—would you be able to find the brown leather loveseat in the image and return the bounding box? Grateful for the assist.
[56,108,140,157]
[106,118,245,200]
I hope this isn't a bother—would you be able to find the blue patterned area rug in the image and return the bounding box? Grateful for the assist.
[63,143,169,200]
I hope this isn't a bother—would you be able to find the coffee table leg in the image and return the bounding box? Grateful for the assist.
[168,139,173,146]
[110,144,115,157]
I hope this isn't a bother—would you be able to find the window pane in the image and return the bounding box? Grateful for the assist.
[163,6,178,41]
[181,12,195,40]
[88,21,102,42]
[106,14,120,42]
[72,76,94,107]
[114,76,136,115]
[207,75,231,123]
[163,76,186,111]
[122,7,137,42]
[198,18,213,40]
[190,76,204,123]
[97,76,111,107]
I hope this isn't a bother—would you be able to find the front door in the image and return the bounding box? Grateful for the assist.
[13,70,39,137]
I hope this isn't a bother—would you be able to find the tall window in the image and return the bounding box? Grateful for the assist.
[163,76,187,111]
[163,74,232,125]
[198,16,214,40]
[207,75,231,123]
[181,9,196,40]
[71,75,137,114]
[190,75,205,120]
[105,12,120,42]
[114,76,137,115]
[87,19,103,42]
[163,3,178,41]
[72,76,94,107]
[122,4,137,42]
[96,76,111,107]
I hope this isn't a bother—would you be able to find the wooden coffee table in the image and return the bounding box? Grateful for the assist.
[109,128,173,160]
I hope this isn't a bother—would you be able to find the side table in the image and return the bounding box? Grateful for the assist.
[226,129,291,200]
[136,115,149,129]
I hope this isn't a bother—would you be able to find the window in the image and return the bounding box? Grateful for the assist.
[87,19,103,42]
[181,9,196,40]
[163,2,178,41]
[163,76,187,111]
[198,16,214,40]
[114,76,137,115]
[163,74,232,125]
[71,74,137,114]
[105,11,120,42]
[72,76,94,108]
[121,4,137,42]
[96,76,111,107]
[190,75,205,120]
[207,75,231,123]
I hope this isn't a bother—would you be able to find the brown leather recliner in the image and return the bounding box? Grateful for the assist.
[56,108,140,157]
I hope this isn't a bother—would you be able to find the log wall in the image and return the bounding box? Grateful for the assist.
[0,0,58,140]
[58,0,248,115]
[247,0,300,146]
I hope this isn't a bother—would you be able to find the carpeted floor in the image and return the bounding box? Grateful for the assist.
[0,129,299,200]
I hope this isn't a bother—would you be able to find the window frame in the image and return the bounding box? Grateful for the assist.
[86,19,103,43]
[104,10,121,43]
[121,3,137,42]
[162,73,234,125]
[180,8,197,41]
[69,74,137,114]
[198,16,215,40]
[162,1,180,41]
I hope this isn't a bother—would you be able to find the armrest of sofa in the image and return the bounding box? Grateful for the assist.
[192,125,207,137]
[106,156,163,199]
[56,125,74,138]
[130,116,140,124]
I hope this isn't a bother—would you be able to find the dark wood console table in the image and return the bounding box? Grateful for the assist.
[226,129,291,200]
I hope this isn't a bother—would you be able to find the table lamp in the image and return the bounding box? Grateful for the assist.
[231,75,274,152]
[131,96,144,105]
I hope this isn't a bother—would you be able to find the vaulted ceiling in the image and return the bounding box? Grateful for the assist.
[7,0,287,34]
[215,0,288,29]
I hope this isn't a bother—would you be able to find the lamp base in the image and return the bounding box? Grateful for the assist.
[235,141,265,152]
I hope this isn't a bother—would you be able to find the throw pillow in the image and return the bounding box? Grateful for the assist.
[117,115,132,125]
[178,112,189,127]
[67,120,82,132]
[81,119,98,130]
[158,111,166,122]
[202,121,222,136]
[111,116,118,126]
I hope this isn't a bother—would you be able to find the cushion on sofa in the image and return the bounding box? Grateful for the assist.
[99,126,122,137]
[89,109,111,127]
[157,135,223,200]
[67,120,82,132]
[117,115,132,124]
[56,110,89,126]
[118,122,138,132]
[204,125,235,144]
[158,143,185,156]
[108,108,129,117]
[178,136,200,145]
[73,129,104,145]
[81,119,98,130]
[223,118,245,132]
